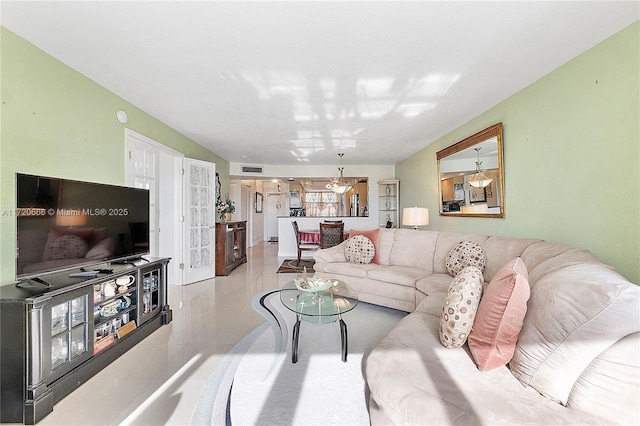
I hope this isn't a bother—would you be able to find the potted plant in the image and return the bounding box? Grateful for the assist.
[217,194,236,221]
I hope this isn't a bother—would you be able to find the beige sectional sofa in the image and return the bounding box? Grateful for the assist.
[313,229,640,425]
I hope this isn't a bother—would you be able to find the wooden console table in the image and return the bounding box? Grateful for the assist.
[215,221,247,276]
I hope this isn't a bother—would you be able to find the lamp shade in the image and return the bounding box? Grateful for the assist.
[55,210,87,227]
[467,173,493,188]
[402,207,429,229]
[330,183,351,195]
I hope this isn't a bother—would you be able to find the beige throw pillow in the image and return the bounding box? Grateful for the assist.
[439,266,484,348]
[344,235,375,264]
[445,240,487,277]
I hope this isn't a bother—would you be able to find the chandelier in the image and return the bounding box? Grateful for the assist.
[326,153,353,195]
[467,147,493,188]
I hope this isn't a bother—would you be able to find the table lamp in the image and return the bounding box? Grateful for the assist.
[402,207,429,230]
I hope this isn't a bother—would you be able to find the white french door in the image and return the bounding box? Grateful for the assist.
[126,129,184,285]
[183,158,216,284]
[125,133,159,256]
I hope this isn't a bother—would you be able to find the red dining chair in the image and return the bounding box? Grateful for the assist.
[292,221,320,265]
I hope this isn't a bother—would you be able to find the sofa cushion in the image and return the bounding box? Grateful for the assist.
[439,266,483,348]
[416,291,447,316]
[344,235,375,264]
[567,332,640,424]
[313,261,377,278]
[522,245,603,287]
[416,273,453,296]
[313,241,348,263]
[389,229,439,270]
[468,257,530,371]
[445,240,486,277]
[366,310,609,425]
[349,228,380,264]
[480,236,540,282]
[366,265,431,287]
[509,263,640,405]
[519,241,575,276]
[377,229,396,266]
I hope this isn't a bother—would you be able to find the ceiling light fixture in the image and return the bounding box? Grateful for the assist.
[326,153,353,195]
[467,147,493,188]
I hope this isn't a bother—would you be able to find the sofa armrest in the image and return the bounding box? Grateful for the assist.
[313,241,347,263]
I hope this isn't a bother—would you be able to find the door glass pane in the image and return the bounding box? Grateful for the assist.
[51,302,68,336]
[70,326,86,359]
[71,296,85,327]
[52,334,69,369]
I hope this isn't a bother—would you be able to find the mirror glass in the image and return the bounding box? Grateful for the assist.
[436,123,504,217]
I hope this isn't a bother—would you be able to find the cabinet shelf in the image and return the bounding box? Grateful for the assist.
[378,180,400,228]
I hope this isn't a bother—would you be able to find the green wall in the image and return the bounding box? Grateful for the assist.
[0,27,230,284]
[397,22,639,284]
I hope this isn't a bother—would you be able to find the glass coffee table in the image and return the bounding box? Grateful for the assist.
[280,279,358,363]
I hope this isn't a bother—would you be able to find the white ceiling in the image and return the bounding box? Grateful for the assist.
[2,1,638,166]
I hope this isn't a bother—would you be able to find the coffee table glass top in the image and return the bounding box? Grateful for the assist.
[280,279,358,320]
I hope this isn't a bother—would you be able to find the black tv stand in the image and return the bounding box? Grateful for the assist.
[110,256,149,265]
[15,276,52,289]
[1,257,171,424]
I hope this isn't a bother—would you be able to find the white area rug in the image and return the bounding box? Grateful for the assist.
[191,289,407,425]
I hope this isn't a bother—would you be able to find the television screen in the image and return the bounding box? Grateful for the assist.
[16,173,150,279]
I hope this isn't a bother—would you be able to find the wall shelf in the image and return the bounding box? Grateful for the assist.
[377,179,400,228]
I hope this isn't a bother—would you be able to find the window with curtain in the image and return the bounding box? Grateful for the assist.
[304,192,338,217]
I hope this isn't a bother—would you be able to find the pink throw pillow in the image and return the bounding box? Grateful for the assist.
[349,229,380,264]
[468,257,530,371]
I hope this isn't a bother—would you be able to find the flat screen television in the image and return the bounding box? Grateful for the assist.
[16,173,150,280]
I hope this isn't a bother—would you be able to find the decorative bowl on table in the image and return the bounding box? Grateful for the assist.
[294,275,337,293]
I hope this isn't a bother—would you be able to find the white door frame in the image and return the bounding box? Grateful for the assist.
[266,192,285,242]
[245,185,253,248]
[125,129,184,285]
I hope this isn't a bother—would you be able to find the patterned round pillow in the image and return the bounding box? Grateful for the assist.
[344,235,375,264]
[439,266,484,349]
[47,234,89,260]
[445,240,486,277]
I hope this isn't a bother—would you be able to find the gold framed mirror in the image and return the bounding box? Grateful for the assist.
[436,123,504,218]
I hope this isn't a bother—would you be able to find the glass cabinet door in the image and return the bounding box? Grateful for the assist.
[139,267,161,324]
[51,295,88,370]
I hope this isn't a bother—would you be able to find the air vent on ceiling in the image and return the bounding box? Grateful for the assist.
[241,165,264,174]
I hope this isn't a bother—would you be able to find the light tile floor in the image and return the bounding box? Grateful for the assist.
[37,241,293,425]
